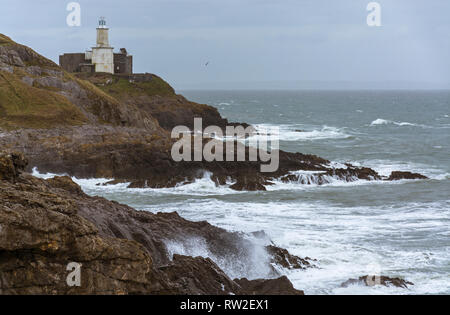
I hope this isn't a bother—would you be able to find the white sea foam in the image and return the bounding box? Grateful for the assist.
[370,118,418,127]
[215,100,235,106]
[267,175,390,191]
[32,168,243,196]
[252,124,351,142]
[139,197,450,295]
[32,167,124,190]
[350,160,449,180]
[175,199,449,294]
[164,236,274,280]
[33,159,440,200]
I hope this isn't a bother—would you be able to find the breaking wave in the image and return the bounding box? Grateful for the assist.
[252,124,351,142]
[33,159,442,199]
[32,168,241,196]
[139,197,450,295]
[370,118,418,127]
[349,160,450,181]
[164,236,274,280]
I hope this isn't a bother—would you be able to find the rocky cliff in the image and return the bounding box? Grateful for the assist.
[0,34,424,295]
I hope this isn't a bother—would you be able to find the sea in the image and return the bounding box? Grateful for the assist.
[35,90,450,295]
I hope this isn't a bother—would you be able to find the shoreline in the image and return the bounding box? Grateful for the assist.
[0,34,426,295]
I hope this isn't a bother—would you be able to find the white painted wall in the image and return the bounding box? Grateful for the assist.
[92,47,114,74]
[96,28,110,48]
[92,27,114,74]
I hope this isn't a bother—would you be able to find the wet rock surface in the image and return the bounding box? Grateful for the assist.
[0,152,305,295]
[234,276,304,295]
[341,275,414,289]
[266,245,317,270]
[0,151,27,182]
[159,255,241,295]
[388,171,428,181]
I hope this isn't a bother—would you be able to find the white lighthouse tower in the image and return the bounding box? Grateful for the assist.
[91,17,114,74]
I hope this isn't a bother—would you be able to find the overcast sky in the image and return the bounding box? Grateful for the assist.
[2,0,450,89]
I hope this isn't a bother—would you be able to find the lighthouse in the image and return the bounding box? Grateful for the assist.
[91,17,114,74]
[59,17,133,74]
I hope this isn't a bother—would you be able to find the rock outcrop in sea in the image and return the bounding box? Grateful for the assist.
[341,275,414,289]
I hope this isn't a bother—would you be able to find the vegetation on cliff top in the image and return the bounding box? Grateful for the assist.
[75,72,226,131]
[0,34,13,45]
[75,72,176,98]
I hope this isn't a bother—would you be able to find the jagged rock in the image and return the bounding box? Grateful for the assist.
[325,167,381,181]
[25,65,63,77]
[21,76,34,86]
[266,245,316,270]
[47,176,85,196]
[0,151,27,182]
[234,276,304,295]
[388,171,428,181]
[229,179,268,191]
[341,275,414,289]
[0,47,25,67]
[0,38,54,68]
[159,256,305,295]
[0,63,13,73]
[159,255,241,295]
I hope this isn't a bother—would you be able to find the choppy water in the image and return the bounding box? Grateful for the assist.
[36,90,450,295]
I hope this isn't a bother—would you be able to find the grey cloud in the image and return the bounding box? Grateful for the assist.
[2,0,449,89]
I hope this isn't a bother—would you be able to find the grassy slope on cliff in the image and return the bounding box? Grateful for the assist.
[76,72,227,130]
[75,72,175,98]
[0,34,58,69]
[0,71,87,129]
[0,34,88,129]
[0,34,13,45]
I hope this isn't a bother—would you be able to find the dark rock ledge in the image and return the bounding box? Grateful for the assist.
[341,275,414,289]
